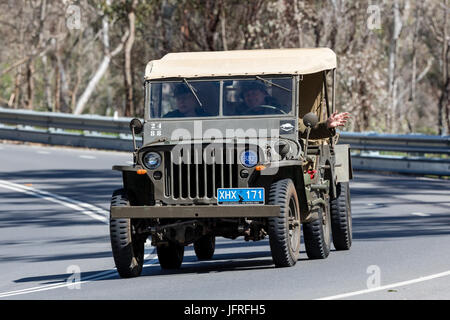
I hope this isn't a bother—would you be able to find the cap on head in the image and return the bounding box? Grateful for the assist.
[174,84,191,97]
[239,81,268,99]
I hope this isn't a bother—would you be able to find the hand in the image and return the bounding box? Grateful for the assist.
[327,111,350,129]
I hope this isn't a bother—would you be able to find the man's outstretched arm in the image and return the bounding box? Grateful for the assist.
[298,111,350,139]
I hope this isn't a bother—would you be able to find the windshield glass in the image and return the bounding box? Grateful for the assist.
[223,78,292,116]
[149,80,220,118]
[148,77,293,119]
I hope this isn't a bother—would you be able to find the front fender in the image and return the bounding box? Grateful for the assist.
[112,165,154,205]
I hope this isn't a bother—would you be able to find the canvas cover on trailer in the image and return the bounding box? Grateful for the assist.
[145,48,337,80]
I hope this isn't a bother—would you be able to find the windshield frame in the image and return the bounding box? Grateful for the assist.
[145,75,296,120]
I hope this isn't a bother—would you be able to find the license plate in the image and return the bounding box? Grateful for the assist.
[217,188,264,205]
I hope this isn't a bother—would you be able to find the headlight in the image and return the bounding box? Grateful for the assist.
[143,152,162,170]
[240,150,258,168]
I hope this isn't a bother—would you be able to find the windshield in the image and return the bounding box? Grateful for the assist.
[149,80,220,118]
[148,77,293,119]
[223,78,292,116]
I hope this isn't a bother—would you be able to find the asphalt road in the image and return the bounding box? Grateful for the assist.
[0,142,449,300]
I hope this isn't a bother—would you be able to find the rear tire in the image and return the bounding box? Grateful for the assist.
[194,234,215,260]
[330,182,352,250]
[267,179,301,267]
[303,197,332,259]
[157,242,184,269]
[109,189,145,278]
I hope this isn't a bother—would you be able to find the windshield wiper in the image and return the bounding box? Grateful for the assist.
[255,76,291,92]
[182,78,203,107]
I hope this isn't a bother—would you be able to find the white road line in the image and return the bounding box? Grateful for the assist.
[0,252,158,298]
[316,270,450,300]
[37,151,51,154]
[79,155,96,159]
[0,180,160,298]
[411,212,430,217]
[78,202,109,216]
[0,180,108,223]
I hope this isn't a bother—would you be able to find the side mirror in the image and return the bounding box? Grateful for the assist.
[303,112,319,128]
[129,118,143,135]
[302,112,319,159]
[129,118,143,152]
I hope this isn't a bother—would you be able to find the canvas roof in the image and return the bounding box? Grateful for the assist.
[145,48,336,80]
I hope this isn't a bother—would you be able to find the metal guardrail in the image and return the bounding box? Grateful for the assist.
[0,107,449,176]
[339,132,450,176]
[338,132,450,154]
[0,107,138,151]
[337,132,450,176]
[0,107,131,133]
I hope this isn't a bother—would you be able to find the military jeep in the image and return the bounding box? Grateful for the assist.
[110,48,353,278]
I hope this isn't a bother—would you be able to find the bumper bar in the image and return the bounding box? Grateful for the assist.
[110,205,280,219]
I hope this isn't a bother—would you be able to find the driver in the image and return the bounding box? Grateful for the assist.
[235,82,281,115]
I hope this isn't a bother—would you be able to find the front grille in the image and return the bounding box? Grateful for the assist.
[164,144,239,200]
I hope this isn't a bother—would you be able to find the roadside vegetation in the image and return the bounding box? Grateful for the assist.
[0,0,448,135]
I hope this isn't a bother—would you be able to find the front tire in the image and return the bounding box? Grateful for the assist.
[110,189,145,278]
[267,179,301,267]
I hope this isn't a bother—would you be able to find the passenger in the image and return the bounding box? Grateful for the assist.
[164,84,210,118]
[236,81,350,138]
[299,111,350,139]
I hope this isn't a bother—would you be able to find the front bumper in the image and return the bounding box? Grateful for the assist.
[110,205,280,219]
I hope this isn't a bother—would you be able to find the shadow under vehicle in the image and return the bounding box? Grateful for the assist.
[110,48,353,277]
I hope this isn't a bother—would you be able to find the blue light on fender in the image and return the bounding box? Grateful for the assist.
[240,150,258,168]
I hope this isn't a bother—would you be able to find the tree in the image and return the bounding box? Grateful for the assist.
[73,0,128,115]
[0,0,447,135]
